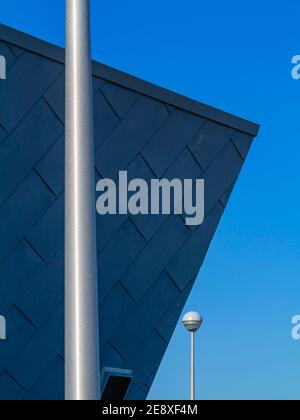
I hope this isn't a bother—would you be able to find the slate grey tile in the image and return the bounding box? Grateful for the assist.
[0,241,45,314]
[123,328,167,382]
[101,82,140,119]
[95,96,169,179]
[231,130,254,159]
[101,342,124,369]
[112,271,179,358]
[93,90,120,150]
[0,125,6,145]
[155,282,193,342]
[142,110,205,176]
[0,372,25,401]
[0,41,16,69]
[121,216,190,301]
[24,357,64,401]
[35,135,64,196]
[26,195,64,263]
[203,141,244,214]
[0,52,63,132]
[7,43,24,58]
[131,213,167,242]
[220,182,235,207]
[17,249,64,328]
[189,121,235,170]
[0,100,63,205]
[126,153,155,182]
[0,307,35,371]
[96,213,128,252]
[0,171,55,264]
[98,219,146,299]
[164,147,203,180]
[99,282,135,346]
[92,76,106,92]
[43,73,64,122]
[7,304,63,390]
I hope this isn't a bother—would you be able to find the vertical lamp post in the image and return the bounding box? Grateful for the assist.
[65,0,100,400]
[183,312,203,401]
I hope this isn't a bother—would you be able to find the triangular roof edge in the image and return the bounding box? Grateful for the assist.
[0,22,259,137]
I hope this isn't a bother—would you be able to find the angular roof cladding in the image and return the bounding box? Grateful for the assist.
[0,23,259,400]
[0,23,259,137]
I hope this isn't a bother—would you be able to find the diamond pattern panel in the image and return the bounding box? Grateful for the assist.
[0,33,257,401]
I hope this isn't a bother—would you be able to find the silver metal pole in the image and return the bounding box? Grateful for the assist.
[65,0,100,401]
[190,331,195,400]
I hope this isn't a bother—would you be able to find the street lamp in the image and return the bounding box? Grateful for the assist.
[65,0,100,400]
[183,311,203,401]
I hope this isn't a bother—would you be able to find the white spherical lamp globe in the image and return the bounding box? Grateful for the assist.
[183,311,203,332]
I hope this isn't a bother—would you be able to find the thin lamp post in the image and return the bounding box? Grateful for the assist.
[190,330,195,400]
[65,0,100,400]
[183,312,203,401]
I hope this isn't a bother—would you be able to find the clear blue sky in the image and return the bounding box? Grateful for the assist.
[1,0,300,400]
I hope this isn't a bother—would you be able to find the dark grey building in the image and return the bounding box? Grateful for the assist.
[0,23,259,400]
